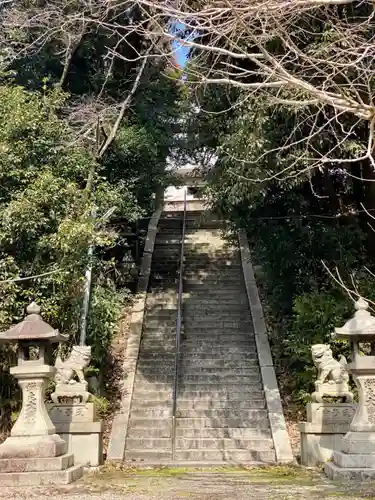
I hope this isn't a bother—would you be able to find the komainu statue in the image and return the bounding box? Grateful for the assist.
[51,345,92,403]
[311,344,353,403]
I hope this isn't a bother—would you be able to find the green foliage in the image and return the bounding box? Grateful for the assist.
[183,56,375,405]
[90,396,110,420]
[0,76,180,431]
[283,290,352,402]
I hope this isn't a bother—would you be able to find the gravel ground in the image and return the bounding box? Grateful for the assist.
[1,469,375,500]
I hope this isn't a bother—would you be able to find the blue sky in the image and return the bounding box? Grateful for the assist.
[171,21,190,67]
[174,43,189,67]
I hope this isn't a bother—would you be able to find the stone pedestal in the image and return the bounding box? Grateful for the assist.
[49,402,103,467]
[51,382,91,404]
[299,403,356,466]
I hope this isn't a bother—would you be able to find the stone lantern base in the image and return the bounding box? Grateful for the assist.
[0,453,83,486]
[0,366,84,486]
[325,432,375,480]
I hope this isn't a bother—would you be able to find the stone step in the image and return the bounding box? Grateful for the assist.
[176,409,267,419]
[146,296,178,304]
[178,355,258,363]
[132,383,174,391]
[142,327,179,334]
[183,279,244,286]
[132,389,262,400]
[176,418,270,429]
[153,251,181,257]
[184,312,250,319]
[132,389,173,398]
[184,254,236,260]
[131,399,265,410]
[154,237,182,244]
[184,289,246,295]
[184,268,242,274]
[145,320,179,328]
[175,438,274,450]
[128,408,169,419]
[131,399,172,408]
[128,418,171,429]
[125,437,273,452]
[124,449,172,460]
[138,352,175,360]
[174,449,276,462]
[138,362,259,373]
[177,400,266,410]
[182,325,253,332]
[179,383,263,392]
[185,258,240,263]
[184,303,249,310]
[127,427,172,438]
[144,311,178,319]
[185,261,238,266]
[180,338,255,346]
[126,438,172,450]
[139,342,176,350]
[135,366,175,375]
[0,454,74,473]
[178,368,260,376]
[135,369,261,380]
[134,375,174,385]
[175,428,272,439]
[182,328,254,335]
[177,375,262,384]
[184,270,241,276]
[139,341,176,348]
[184,299,248,306]
[176,390,264,400]
[184,290,246,296]
[184,288,245,294]
[145,305,178,319]
[178,350,259,359]
[177,360,258,369]
[0,464,83,486]
[180,340,256,348]
[140,331,176,339]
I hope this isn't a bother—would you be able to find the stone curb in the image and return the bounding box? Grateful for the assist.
[238,230,294,464]
[107,207,163,462]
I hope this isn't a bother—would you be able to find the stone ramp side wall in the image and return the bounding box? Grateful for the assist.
[107,207,163,462]
[238,230,294,464]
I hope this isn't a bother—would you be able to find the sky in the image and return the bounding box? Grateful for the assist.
[172,21,190,68]
[174,43,189,68]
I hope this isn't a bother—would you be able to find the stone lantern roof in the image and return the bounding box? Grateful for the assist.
[0,301,69,343]
[334,297,375,339]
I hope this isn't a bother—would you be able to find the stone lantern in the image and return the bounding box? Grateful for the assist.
[0,302,83,485]
[325,297,375,480]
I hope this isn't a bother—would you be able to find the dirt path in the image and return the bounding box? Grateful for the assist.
[1,467,375,500]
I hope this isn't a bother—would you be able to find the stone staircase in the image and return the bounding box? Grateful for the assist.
[123,212,277,464]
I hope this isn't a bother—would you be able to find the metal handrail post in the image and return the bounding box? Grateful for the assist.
[171,188,187,460]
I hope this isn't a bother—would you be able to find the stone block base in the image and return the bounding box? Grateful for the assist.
[325,461,375,481]
[0,464,83,486]
[333,450,375,468]
[0,453,74,473]
[0,434,67,459]
[56,422,103,467]
[299,403,357,467]
[300,432,344,467]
